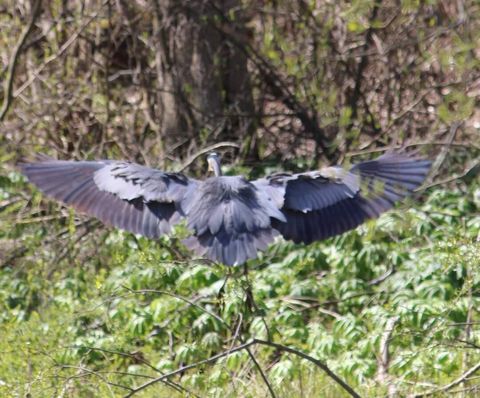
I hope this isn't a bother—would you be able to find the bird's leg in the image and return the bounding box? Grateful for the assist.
[216,270,230,321]
[242,263,257,316]
[241,263,272,341]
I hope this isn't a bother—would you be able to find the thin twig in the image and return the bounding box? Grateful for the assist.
[69,345,161,374]
[177,141,241,172]
[238,313,276,398]
[123,339,361,398]
[12,0,110,100]
[426,122,460,182]
[59,364,133,392]
[368,268,395,286]
[252,339,361,398]
[123,340,257,398]
[376,316,400,398]
[205,0,337,163]
[67,345,199,397]
[123,286,227,327]
[411,362,480,397]
[346,140,480,158]
[0,0,41,122]
[245,347,277,398]
[421,160,479,190]
[125,285,277,397]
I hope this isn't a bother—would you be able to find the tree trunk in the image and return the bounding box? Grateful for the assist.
[151,0,255,155]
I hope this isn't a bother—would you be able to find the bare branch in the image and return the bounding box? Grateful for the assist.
[426,122,461,182]
[347,0,382,123]
[59,364,133,392]
[245,347,277,398]
[123,338,361,398]
[177,141,241,172]
[252,339,361,398]
[204,0,337,163]
[67,345,200,397]
[123,340,257,398]
[12,0,110,100]
[421,160,480,190]
[411,361,480,397]
[0,0,41,122]
[122,286,228,326]
[376,316,400,398]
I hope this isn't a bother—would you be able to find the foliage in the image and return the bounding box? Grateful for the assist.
[0,157,479,396]
[0,0,478,166]
[1,0,479,396]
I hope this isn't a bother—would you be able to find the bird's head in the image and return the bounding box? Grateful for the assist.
[206,152,222,177]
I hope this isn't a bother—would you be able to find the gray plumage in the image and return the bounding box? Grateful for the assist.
[21,151,430,266]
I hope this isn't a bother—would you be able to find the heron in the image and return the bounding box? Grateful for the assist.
[21,151,430,266]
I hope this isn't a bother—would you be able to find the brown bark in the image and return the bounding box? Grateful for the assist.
[151,0,255,154]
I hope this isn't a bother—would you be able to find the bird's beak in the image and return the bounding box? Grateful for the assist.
[207,161,213,172]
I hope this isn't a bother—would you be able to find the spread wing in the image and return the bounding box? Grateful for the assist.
[182,176,285,266]
[254,153,431,244]
[21,156,195,238]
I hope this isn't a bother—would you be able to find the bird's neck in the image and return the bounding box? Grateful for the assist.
[212,162,222,177]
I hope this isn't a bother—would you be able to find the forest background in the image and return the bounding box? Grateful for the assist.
[0,0,479,396]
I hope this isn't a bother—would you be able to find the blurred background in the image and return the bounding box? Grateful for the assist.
[0,0,479,397]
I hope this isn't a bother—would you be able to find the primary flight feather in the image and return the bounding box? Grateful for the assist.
[21,151,430,265]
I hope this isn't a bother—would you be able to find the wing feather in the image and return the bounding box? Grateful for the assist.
[182,176,283,265]
[22,151,430,266]
[21,157,193,239]
[263,153,430,244]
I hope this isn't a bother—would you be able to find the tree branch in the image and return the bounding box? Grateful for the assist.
[124,285,277,398]
[12,0,110,100]
[421,160,479,190]
[123,338,361,398]
[245,347,277,398]
[123,340,257,398]
[123,286,228,326]
[426,122,461,183]
[411,361,480,397]
[177,141,241,172]
[0,0,42,122]
[348,0,382,123]
[376,316,399,398]
[252,339,361,398]
[205,0,337,163]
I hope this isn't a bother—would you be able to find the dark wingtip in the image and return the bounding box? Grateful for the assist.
[353,151,431,188]
[19,153,54,163]
[18,153,55,173]
[377,151,432,169]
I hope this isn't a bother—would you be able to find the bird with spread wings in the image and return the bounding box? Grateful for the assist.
[21,152,430,266]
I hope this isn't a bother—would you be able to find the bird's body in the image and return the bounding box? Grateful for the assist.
[21,152,430,265]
